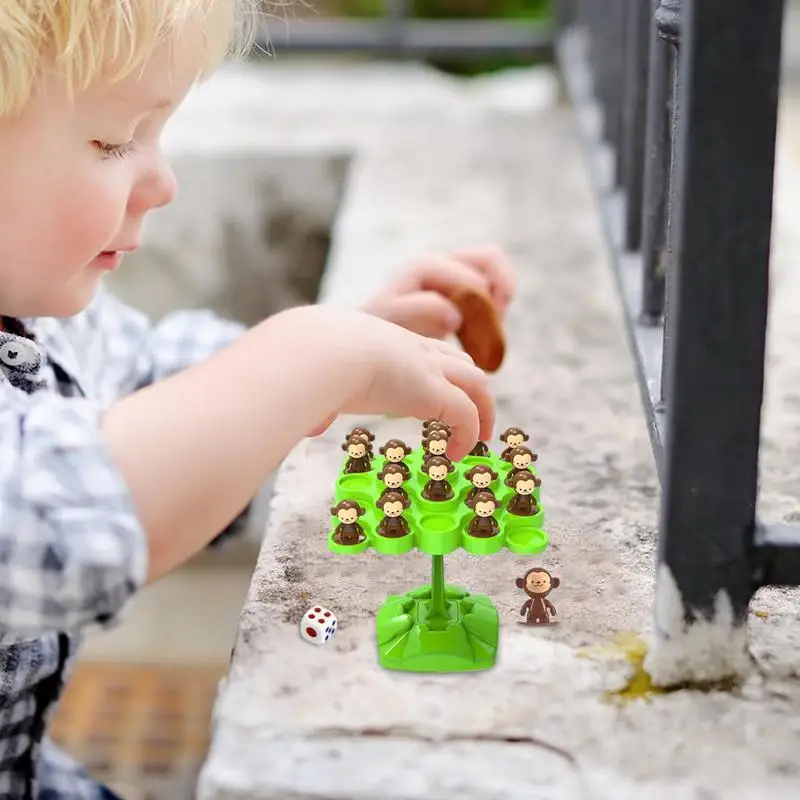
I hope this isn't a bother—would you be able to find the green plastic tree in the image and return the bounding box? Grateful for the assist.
[328,422,548,673]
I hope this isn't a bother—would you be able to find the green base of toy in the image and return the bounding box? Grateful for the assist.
[376,583,499,672]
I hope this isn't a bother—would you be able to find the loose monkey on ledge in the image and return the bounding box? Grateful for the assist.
[515,567,559,625]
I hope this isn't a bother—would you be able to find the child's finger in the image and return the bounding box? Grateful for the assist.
[430,385,482,462]
[449,245,517,310]
[306,412,338,437]
[381,291,463,338]
[439,361,496,450]
[408,255,492,300]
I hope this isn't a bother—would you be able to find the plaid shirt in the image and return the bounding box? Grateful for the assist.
[0,288,245,798]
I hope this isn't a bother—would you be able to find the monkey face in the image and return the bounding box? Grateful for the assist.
[474,499,495,518]
[382,500,405,518]
[385,447,402,462]
[508,434,525,448]
[515,478,535,496]
[348,443,366,458]
[512,453,531,470]
[428,464,449,480]
[527,571,551,594]
[428,439,447,456]
[337,508,360,524]
[472,472,492,489]
[383,473,403,489]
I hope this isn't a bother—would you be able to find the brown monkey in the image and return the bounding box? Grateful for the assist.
[421,455,455,501]
[376,491,411,538]
[378,439,412,480]
[422,419,452,437]
[465,491,501,538]
[376,463,409,505]
[468,440,490,457]
[500,427,530,461]
[503,446,540,486]
[516,568,559,625]
[506,471,540,517]
[422,429,451,466]
[464,464,498,505]
[330,500,366,545]
[346,427,375,457]
[342,434,371,474]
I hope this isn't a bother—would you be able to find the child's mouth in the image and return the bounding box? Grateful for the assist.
[93,251,123,271]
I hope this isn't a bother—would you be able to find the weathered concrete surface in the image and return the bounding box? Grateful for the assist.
[196,61,800,799]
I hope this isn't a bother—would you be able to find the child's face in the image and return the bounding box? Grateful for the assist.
[0,42,198,318]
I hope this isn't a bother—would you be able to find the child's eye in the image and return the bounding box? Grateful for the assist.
[92,140,137,160]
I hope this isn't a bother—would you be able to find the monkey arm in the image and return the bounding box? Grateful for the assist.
[520,599,532,616]
[545,599,556,615]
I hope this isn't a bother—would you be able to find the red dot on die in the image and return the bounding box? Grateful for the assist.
[308,614,315,620]
[314,607,322,612]
[324,611,331,617]
[306,627,317,637]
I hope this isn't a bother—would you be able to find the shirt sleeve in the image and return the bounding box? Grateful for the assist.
[0,382,148,639]
[91,288,246,398]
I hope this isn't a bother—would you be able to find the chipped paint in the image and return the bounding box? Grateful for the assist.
[643,564,754,688]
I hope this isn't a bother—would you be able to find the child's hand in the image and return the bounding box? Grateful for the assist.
[361,246,516,339]
[293,306,495,458]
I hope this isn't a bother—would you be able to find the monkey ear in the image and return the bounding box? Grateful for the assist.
[329,506,337,516]
[523,433,529,441]
[341,442,348,451]
[515,578,524,588]
[552,577,561,589]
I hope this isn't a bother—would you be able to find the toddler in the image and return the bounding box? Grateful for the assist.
[0,0,515,796]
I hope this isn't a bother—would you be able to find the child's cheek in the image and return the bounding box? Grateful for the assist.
[63,172,129,261]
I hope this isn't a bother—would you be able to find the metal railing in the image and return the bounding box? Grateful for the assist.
[255,0,554,60]
[558,0,798,679]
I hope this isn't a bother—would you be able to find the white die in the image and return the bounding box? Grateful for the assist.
[300,606,337,645]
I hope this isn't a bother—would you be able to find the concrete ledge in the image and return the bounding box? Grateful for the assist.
[196,61,800,799]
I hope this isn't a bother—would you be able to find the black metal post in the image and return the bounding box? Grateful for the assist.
[609,0,627,185]
[656,0,682,411]
[639,0,676,326]
[656,0,783,625]
[621,0,653,252]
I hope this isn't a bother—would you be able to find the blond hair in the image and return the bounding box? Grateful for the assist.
[0,0,258,117]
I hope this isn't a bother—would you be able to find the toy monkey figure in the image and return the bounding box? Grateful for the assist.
[342,434,371,474]
[516,567,559,625]
[376,491,411,538]
[422,419,452,437]
[422,429,451,466]
[330,500,366,545]
[465,491,501,538]
[376,463,409,505]
[346,427,375,457]
[500,427,530,461]
[503,446,540,487]
[468,440,490,458]
[506,471,540,517]
[378,439,412,480]
[464,464,498,506]
[421,455,455,501]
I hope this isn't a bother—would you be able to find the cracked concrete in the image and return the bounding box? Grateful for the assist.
[192,57,800,799]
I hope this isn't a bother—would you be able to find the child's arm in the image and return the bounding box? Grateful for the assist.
[103,304,494,582]
[0,304,493,638]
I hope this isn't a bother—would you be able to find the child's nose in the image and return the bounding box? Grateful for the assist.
[131,153,177,215]
[149,157,177,209]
